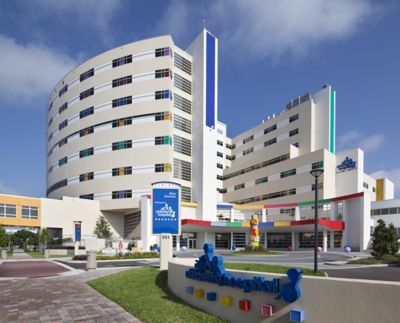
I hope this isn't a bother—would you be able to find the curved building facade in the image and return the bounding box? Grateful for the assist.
[46,33,216,212]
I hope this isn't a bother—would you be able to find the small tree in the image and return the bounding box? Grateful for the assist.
[0,227,9,248]
[93,216,113,239]
[39,228,50,248]
[371,219,400,259]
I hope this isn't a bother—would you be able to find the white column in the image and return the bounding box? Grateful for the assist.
[160,234,173,270]
[176,235,180,251]
[230,208,235,222]
[323,230,328,252]
[261,208,267,222]
[230,232,234,249]
[291,231,296,251]
[140,195,157,251]
[294,206,301,221]
[330,231,334,249]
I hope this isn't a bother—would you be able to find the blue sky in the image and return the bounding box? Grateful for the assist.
[0,0,399,198]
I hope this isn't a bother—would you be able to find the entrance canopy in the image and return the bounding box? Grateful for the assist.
[181,219,344,233]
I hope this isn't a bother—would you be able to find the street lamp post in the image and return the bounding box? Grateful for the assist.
[310,168,324,273]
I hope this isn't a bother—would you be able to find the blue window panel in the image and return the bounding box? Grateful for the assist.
[206,292,217,301]
[206,33,215,128]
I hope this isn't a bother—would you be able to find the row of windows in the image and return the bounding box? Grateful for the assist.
[48,110,172,158]
[49,163,173,196]
[57,137,171,168]
[264,137,277,147]
[173,135,191,156]
[174,94,191,114]
[173,114,191,134]
[234,183,245,191]
[226,143,235,150]
[243,147,253,156]
[312,161,323,170]
[50,47,172,112]
[57,106,94,132]
[81,186,191,203]
[174,74,192,95]
[48,89,172,144]
[217,151,223,158]
[239,114,299,146]
[0,204,38,219]
[173,158,191,181]
[231,188,296,205]
[53,71,171,123]
[217,140,223,146]
[311,182,324,191]
[174,52,192,75]
[371,207,400,216]
[223,154,290,180]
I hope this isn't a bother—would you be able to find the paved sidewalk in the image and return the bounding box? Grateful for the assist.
[0,268,141,322]
[10,248,33,260]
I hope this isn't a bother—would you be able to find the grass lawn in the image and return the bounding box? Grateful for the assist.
[88,267,224,323]
[224,262,326,277]
[348,255,400,265]
[26,252,70,259]
[96,252,159,260]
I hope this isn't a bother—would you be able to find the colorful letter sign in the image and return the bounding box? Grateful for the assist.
[152,182,180,235]
[185,244,302,303]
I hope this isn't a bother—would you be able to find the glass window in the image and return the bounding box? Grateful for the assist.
[80,106,94,119]
[112,75,132,88]
[0,203,16,217]
[243,135,254,144]
[289,114,299,123]
[112,55,132,68]
[289,128,299,137]
[59,84,68,97]
[264,124,277,134]
[155,47,171,57]
[155,90,171,100]
[80,88,94,100]
[112,96,132,108]
[80,68,94,82]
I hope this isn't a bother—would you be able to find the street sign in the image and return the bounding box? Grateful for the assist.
[152,182,181,235]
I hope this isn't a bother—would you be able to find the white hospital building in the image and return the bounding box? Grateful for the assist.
[0,29,397,252]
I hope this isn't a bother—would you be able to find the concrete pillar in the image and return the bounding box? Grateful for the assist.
[323,231,328,252]
[264,232,268,249]
[44,249,50,258]
[175,235,180,251]
[291,231,296,251]
[1,249,7,260]
[140,195,157,251]
[160,234,173,270]
[230,232,234,250]
[261,208,267,222]
[86,250,97,271]
[330,231,335,249]
[294,206,301,221]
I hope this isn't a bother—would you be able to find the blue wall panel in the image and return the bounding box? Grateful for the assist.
[206,33,215,128]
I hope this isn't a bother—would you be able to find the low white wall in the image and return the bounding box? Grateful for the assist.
[168,259,400,323]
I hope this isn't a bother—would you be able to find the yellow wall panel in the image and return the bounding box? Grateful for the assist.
[0,195,41,228]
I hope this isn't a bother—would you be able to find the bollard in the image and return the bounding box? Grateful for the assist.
[44,249,50,258]
[1,249,7,260]
[86,250,97,271]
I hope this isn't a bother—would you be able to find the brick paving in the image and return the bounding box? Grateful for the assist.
[0,261,69,278]
[0,268,141,322]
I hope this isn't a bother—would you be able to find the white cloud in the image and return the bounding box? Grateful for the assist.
[370,168,400,196]
[0,181,17,195]
[34,0,122,44]
[0,34,77,105]
[359,134,385,152]
[337,131,384,152]
[159,0,383,61]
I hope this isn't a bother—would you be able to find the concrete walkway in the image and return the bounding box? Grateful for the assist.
[0,268,141,322]
[9,248,33,260]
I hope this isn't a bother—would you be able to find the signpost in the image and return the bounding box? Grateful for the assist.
[73,221,82,256]
[152,182,181,270]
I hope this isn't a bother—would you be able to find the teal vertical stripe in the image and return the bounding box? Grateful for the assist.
[330,88,335,153]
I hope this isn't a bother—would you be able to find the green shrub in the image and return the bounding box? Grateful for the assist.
[371,219,400,260]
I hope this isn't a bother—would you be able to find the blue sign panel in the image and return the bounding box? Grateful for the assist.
[186,244,302,303]
[152,188,179,234]
[74,222,81,242]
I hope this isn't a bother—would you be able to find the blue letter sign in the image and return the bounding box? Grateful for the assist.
[152,185,180,234]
